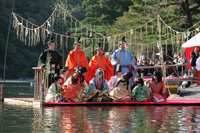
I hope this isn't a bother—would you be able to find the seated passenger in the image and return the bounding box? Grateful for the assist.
[136,59,144,78]
[45,75,66,102]
[107,64,122,92]
[63,66,88,102]
[147,71,167,102]
[132,77,151,102]
[147,59,154,76]
[83,68,110,102]
[59,67,69,86]
[109,72,133,102]
[181,68,193,88]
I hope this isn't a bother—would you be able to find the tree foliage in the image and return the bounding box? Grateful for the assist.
[82,0,133,25]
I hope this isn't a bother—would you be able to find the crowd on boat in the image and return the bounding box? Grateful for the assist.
[37,36,200,103]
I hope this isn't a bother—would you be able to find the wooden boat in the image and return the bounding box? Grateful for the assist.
[4,98,200,106]
[45,98,200,106]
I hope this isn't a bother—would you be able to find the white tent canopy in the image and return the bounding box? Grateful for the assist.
[182,32,200,48]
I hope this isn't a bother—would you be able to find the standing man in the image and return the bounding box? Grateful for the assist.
[65,37,90,82]
[88,43,114,81]
[111,37,137,88]
[191,46,199,77]
[38,37,62,86]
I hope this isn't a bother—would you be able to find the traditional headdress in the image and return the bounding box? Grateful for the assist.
[48,36,56,46]
[119,36,128,58]
[115,64,122,74]
[96,42,103,50]
[60,67,69,74]
[120,36,127,44]
[74,37,81,45]
[95,68,104,80]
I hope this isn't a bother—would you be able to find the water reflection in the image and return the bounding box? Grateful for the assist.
[1,103,200,132]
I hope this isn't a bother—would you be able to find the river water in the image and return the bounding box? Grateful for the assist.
[1,82,200,132]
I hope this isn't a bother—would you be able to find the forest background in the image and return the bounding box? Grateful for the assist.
[0,0,199,79]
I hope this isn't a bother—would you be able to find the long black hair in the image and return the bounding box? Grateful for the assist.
[135,77,144,86]
[152,71,162,83]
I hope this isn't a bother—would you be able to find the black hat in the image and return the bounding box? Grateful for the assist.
[60,67,69,74]
[115,64,122,73]
[74,37,81,45]
[96,42,103,50]
[120,36,126,44]
[74,67,79,73]
[79,66,87,76]
[48,36,56,46]
[123,72,133,81]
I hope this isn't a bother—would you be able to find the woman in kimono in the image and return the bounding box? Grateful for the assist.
[59,67,69,86]
[83,68,110,102]
[63,66,88,102]
[132,77,151,102]
[147,71,167,102]
[45,75,63,102]
[107,64,122,92]
[109,72,133,102]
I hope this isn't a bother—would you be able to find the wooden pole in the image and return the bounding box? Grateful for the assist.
[40,80,45,106]
[2,0,15,102]
[1,84,4,102]
[157,15,171,96]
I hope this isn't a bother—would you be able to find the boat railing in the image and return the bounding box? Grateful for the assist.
[32,67,49,100]
[135,63,187,69]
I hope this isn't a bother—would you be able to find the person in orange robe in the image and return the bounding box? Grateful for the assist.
[65,37,90,82]
[88,43,114,81]
[63,66,88,102]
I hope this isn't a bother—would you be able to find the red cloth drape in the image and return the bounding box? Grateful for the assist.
[185,47,200,68]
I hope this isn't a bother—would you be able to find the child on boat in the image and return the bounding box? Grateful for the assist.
[109,72,133,102]
[63,66,88,102]
[132,77,151,102]
[45,75,66,102]
[107,64,122,92]
[83,68,110,102]
[147,71,167,102]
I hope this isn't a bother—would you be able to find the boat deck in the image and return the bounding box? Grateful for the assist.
[4,98,200,106]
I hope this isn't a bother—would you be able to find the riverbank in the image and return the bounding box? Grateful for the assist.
[0,80,33,83]
[168,83,200,99]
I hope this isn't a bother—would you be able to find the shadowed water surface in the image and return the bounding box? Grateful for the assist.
[1,103,200,132]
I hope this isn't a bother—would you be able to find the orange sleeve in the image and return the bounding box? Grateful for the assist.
[65,51,77,76]
[104,57,114,81]
[88,55,98,81]
[78,51,90,83]
[88,55,114,81]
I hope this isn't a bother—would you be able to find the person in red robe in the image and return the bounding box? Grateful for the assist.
[88,43,114,81]
[65,37,90,82]
[147,71,167,102]
[63,66,88,102]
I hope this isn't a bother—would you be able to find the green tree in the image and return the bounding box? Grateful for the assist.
[82,0,133,25]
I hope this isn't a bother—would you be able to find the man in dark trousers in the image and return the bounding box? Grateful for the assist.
[191,46,199,77]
